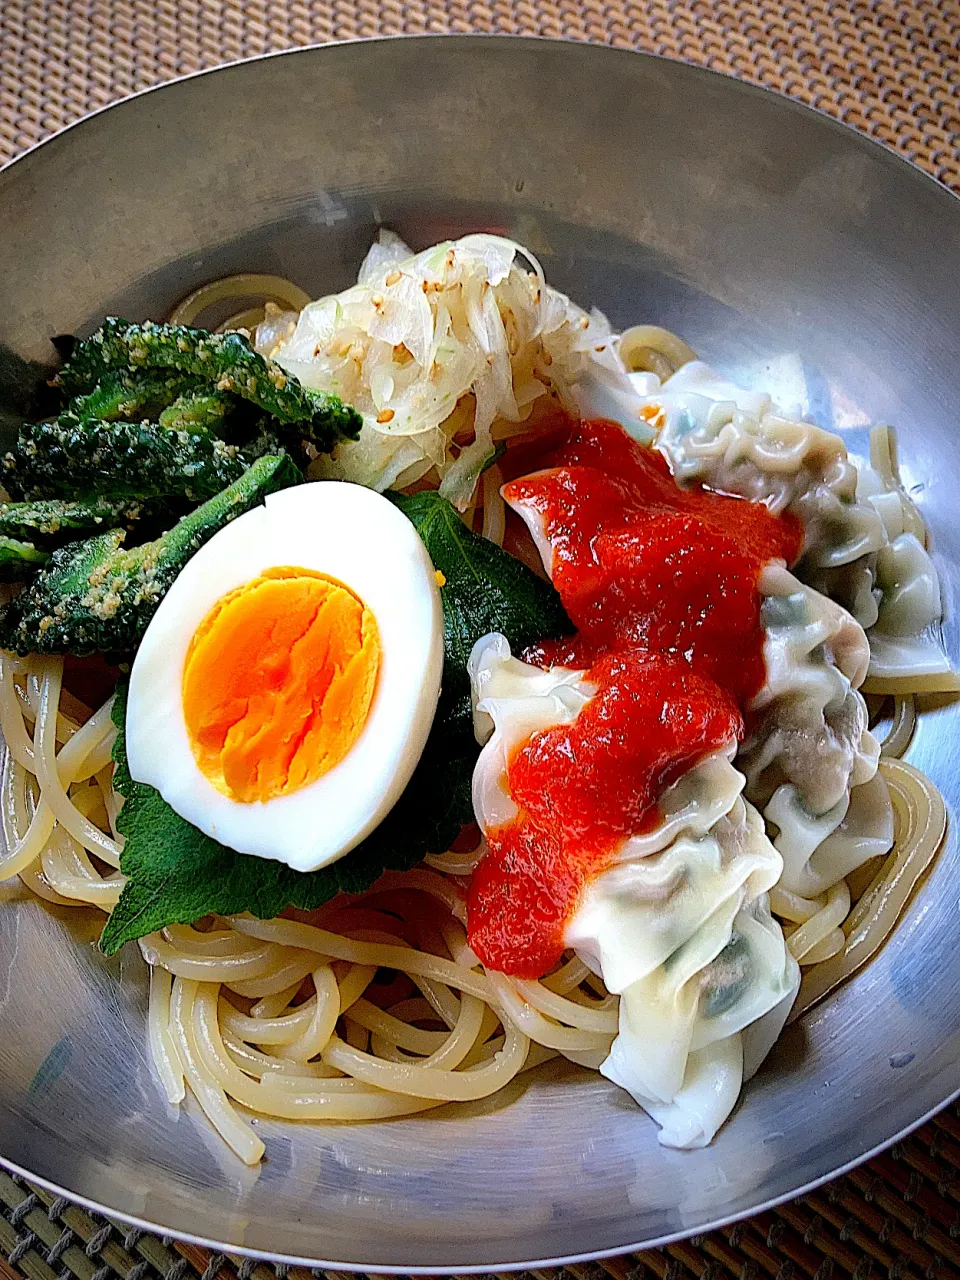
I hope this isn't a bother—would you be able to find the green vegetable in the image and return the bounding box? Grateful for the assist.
[57,318,361,451]
[390,490,570,739]
[0,495,154,547]
[68,372,262,442]
[100,686,475,953]
[5,416,281,503]
[157,390,233,434]
[68,373,205,424]
[98,490,571,953]
[0,453,301,657]
[0,536,49,581]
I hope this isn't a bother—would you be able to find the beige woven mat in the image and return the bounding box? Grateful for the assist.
[1,1,959,188]
[2,2,960,1278]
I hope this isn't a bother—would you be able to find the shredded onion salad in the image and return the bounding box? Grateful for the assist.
[0,232,952,1166]
[257,231,616,504]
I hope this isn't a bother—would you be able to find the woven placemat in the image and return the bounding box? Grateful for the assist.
[3,1108,960,1280]
[2,2,960,1278]
[0,1,958,187]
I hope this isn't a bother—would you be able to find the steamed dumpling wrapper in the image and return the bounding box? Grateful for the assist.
[468,635,797,1148]
[601,895,799,1149]
[572,802,798,1148]
[742,564,879,813]
[811,423,953,684]
[742,565,893,897]
[766,770,894,899]
[580,353,954,687]
[503,438,894,913]
[647,361,887,573]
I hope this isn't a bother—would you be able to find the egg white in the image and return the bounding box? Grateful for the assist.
[125,481,444,872]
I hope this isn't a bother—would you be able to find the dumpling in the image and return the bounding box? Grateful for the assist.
[576,345,954,690]
[766,770,894,898]
[609,359,887,572]
[467,634,796,1149]
[470,632,744,860]
[741,563,879,815]
[602,894,799,1149]
[501,427,893,909]
[632,359,953,690]
[712,563,893,905]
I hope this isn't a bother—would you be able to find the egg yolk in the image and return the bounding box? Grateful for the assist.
[182,567,381,804]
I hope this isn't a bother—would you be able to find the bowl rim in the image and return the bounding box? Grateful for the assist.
[1,32,959,1272]
[4,29,960,210]
[3,1097,957,1274]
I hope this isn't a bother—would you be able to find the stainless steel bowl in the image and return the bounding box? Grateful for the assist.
[1,35,958,1272]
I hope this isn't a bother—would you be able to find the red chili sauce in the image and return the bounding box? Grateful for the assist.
[466,417,803,979]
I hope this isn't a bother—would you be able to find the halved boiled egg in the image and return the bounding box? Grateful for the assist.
[126,482,443,872]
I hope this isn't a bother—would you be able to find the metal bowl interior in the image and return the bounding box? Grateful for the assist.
[0,35,958,1272]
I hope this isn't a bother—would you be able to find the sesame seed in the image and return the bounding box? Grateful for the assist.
[385,270,402,287]
[377,408,396,424]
